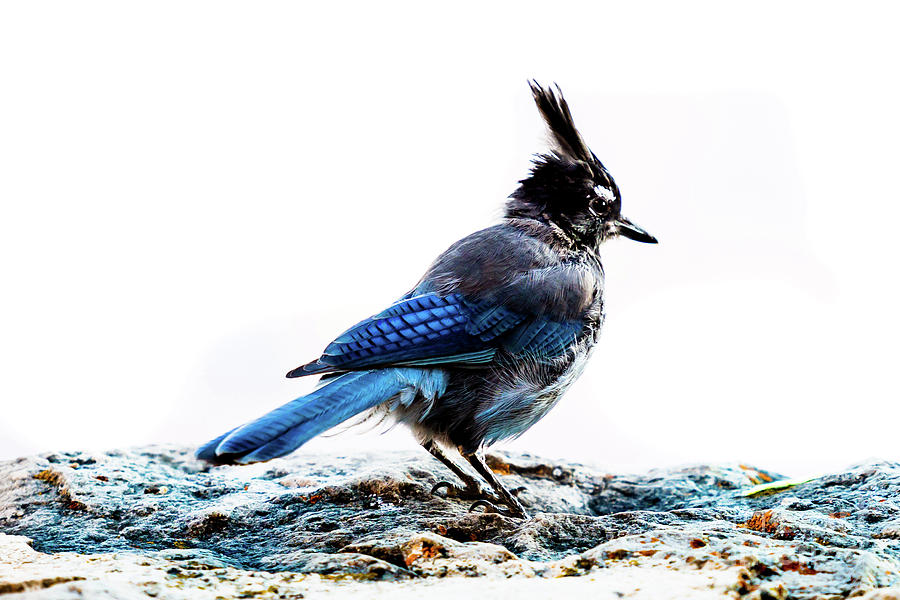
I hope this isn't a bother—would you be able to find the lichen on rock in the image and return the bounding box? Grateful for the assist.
[1,446,899,598]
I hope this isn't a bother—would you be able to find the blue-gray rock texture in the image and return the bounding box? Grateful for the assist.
[1,446,900,599]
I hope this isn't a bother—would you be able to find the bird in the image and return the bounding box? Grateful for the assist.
[196,82,657,518]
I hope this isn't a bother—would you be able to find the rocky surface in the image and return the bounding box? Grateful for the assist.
[1,446,899,599]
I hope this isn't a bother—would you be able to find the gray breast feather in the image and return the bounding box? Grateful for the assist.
[475,341,596,445]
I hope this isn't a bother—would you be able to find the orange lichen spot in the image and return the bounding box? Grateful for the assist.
[33,469,86,510]
[745,510,796,540]
[829,512,851,519]
[33,469,58,484]
[490,462,511,476]
[689,538,707,549]
[746,510,779,533]
[780,557,819,575]
[404,540,443,566]
[738,464,774,484]
[637,549,658,557]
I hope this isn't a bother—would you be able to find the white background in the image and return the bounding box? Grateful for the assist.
[2,2,898,478]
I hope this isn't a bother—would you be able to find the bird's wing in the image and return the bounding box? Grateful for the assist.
[288,292,502,377]
[288,223,601,378]
[287,279,589,378]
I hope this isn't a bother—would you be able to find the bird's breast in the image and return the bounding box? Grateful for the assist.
[477,339,597,445]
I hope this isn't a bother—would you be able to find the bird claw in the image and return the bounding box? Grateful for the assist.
[431,481,498,501]
[468,499,527,519]
[431,481,456,497]
[469,499,502,514]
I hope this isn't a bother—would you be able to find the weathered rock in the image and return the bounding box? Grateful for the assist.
[1,446,899,598]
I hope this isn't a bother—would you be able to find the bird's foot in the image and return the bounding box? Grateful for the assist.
[468,498,528,519]
[431,481,498,502]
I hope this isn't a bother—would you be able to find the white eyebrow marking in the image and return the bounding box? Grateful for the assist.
[593,185,616,203]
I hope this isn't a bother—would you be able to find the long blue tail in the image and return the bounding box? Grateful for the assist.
[195,368,447,464]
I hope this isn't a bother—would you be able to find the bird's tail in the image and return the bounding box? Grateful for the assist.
[195,368,447,464]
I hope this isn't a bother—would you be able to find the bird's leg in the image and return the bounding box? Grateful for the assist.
[422,440,496,501]
[464,451,529,518]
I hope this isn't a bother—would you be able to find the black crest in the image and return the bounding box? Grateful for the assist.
[527,81,617,193]
[529,81,594,165]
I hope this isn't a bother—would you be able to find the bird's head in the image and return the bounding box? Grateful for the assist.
[507,82,657,249]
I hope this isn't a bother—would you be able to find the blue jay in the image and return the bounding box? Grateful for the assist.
[197,82,657,517]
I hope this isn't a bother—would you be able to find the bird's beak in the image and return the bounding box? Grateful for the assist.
[615,216,658,244]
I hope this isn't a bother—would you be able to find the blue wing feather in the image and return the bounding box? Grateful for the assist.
[288,292,583,377]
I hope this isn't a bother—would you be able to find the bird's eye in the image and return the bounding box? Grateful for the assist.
[593,185,616,205]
